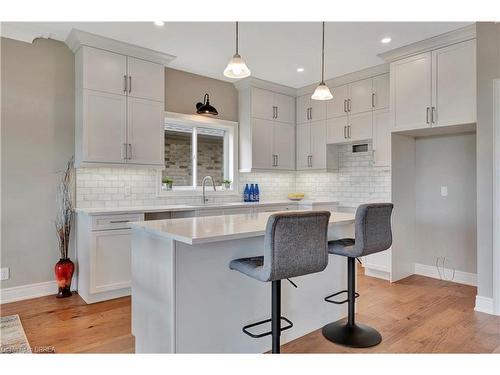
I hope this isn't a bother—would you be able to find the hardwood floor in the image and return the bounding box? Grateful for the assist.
[1,269,499,353]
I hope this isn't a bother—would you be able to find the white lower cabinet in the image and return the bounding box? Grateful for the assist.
[91,229,132,293]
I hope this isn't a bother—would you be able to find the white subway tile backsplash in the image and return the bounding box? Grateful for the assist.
[76,141,391,209]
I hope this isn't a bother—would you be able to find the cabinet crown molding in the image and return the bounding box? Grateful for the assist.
[233,77,297,96]
[378,24,476,63]
[65,29,176,66]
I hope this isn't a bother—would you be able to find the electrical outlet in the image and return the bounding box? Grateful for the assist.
[440,186,448,197]
[0,267,10,281]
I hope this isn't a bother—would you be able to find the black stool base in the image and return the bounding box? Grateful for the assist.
[322,320,382,348]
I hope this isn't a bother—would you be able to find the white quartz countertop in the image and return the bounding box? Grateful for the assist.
[75,200,338,216]
[130,211,355,245]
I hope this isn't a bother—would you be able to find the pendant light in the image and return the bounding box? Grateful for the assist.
[224,22,251,79]
[311,22,333,101]
[196,93,218,116]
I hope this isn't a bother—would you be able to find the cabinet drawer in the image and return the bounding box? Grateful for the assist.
[92,213,144,231]
[257,204,297,213]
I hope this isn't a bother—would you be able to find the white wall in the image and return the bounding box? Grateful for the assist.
[415,133,477,273]
[1,37,75,288]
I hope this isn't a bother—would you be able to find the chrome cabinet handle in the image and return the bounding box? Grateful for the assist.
[348,125,351,138]
[426,107,430,124]
[344,126,347,139]
[431,107,436,124]
[305,108,309,120]
[127,144,132,160]
[309,155,312,168]
[275,154,279,166]
[272,106,276,119]
[128,76,132,93]
[275,106,278,119]
[372,93,375,108]
[309,107,313,120]
[123,75,128,93]
[344,99,347,113]
[110,220,130,224]
[348,99,352,112]
[123,143,128,160]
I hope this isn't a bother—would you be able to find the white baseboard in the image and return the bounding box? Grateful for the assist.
[413,263,477,286]
[474,295,495,315]
[364,267,391,281]
[0,280,58,304]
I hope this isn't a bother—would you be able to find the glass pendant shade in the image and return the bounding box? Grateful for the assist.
[311,82,333,100]
[223,53,251,78]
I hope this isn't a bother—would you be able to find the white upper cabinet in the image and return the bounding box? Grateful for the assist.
[327,84,349,118]
[390,39,476,131]
[326,116,349,144]
[252,88,294,124]
[373,74,390,110]
[296,94,326,124]
[127,98,164,166]
[296,123,311,170]
[82,90,127,163]
[251,88,275,121]
[391,52,432,131]
[75,45,167,167]
[127,57,164,102]
[238,82,296,172]
[349,111,373,142]
[82,47,127,95]
[349,78,373,114]
[431,39,476,127]
[309,120,327,170]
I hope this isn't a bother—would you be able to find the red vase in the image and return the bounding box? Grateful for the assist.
[55,258,74,298]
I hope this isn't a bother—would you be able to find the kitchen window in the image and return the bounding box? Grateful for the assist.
[159,112,238,195]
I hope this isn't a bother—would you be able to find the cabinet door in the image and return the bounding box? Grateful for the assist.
[296,94,310,124]
[310,120,326,170]
[83,47,127,96]
[373,109,391,167]
[327,84,349,118]
[349,112,373,142]
[91,229,131,293]
[296,123,311,170]
[326,116,349,144]
[83,90,127,163]
[127,98,164,166]
[349,78,373,114]
[252,118,274,169]
[251,88,275,121]
[273,123,295,170]
[127,57,164,102]
[373,74,390,110]
[309,95,327,121]
[431,39,476,128]
[391,52,432,130]
[274,93,295,124]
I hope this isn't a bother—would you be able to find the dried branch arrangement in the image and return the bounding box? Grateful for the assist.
[55,157,74,260]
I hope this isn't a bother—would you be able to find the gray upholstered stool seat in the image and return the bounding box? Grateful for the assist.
[229,211,331,354]
[322,203,394,348]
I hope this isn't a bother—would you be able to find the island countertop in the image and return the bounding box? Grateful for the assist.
[130,211,355,245]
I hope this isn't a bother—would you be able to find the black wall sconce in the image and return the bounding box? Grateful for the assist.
[196,93,218,116]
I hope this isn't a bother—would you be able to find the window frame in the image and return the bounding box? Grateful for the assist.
[157,112,239,197]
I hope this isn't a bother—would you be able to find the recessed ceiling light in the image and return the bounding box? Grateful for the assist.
[296,67,305,72]
[381,37,392,44]
[154,21,165,26]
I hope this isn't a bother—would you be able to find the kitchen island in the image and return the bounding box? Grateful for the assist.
[130,210,355,353]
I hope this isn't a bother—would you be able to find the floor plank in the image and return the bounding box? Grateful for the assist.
[1,269,499,353]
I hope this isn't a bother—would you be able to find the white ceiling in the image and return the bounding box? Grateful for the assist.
[2,22,471,88]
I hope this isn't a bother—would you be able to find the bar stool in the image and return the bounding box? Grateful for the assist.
[322,203,393,348]
[229,211,331,354]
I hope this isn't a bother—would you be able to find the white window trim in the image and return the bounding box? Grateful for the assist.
[157,112,239,198]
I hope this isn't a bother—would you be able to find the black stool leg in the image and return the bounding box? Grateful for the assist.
[272,280,281,354]
[322,257,382,348]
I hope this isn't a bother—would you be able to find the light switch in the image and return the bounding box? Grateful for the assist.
[441,186,448,197]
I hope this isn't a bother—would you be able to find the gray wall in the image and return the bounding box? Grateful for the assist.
[165,67,238,122]
[415,133,477,273]
[475,23,500,298]
[1,37,75,288]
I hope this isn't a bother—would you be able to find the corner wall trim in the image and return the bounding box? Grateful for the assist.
[0,281,58,304]
[413,263,477,286]
[475,295,495,315]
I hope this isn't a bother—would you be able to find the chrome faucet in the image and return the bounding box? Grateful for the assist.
[201,175,216,204]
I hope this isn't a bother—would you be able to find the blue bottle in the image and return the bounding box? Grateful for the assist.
[243,184,250,202]
[254,184,260,202]
[249,184,255,202]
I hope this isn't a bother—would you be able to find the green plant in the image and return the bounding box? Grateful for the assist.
[222,179,232,185]
[162,176,173,184]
